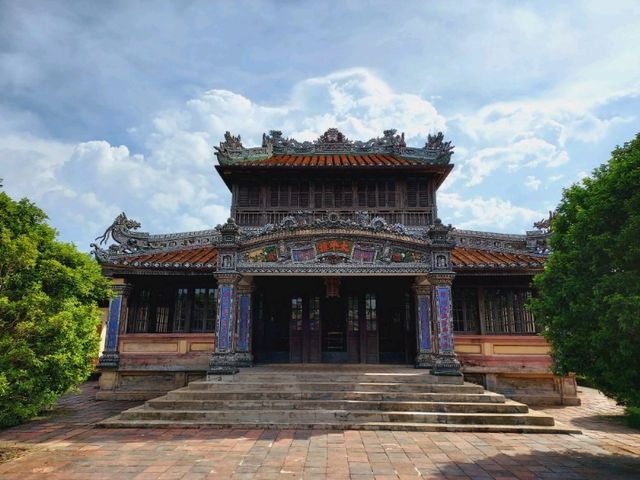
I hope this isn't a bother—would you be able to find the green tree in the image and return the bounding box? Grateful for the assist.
[0,191,111,428]
[531,133,640,407]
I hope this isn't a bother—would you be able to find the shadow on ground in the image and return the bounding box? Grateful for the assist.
[437,448,640,480]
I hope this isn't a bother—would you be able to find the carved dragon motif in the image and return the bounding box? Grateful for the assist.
[91,212,150,257]
[91,213,221,261]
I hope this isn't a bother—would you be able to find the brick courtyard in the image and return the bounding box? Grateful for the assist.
[0,382,638,479]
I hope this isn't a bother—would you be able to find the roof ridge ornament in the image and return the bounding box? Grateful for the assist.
[216,128,454,165]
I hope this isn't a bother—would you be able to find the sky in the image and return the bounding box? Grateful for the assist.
[1,0,639,251]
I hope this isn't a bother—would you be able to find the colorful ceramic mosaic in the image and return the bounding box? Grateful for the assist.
[237,293,251,351]
[418,295,431,352]
[217,285,234,351]
[247,245,277,262]
[291,245,315,262]
[390,247,421,263]
[352,245,376,262]
[436,286,453,353]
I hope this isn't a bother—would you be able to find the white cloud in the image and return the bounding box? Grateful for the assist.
[525,176,541,190]
[462,137,569,187]
[439,192,543,232]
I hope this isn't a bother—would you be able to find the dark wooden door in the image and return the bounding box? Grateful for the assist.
[322,297,347,362]
[289,296,303,362]
[363,293,379,363]
[306,295,321,362]
[346,294,360,363]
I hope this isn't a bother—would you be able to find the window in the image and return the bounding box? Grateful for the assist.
[309,296,320,331]
[347,295,359,332]
[452,288,480,333]
[129,289,151,333]
[357,180,395,208]
[407,178,431,207]
[173,288,190,332]
[291,296,303,331]
[127,286,217,334]
[482,288,537,334]
[192,288,216,332]
[237,185,259,207]
[313,182,353,209]
[270,182,309,208]
[365,293,377,331]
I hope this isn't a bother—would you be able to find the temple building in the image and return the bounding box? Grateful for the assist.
[93,128,578,406]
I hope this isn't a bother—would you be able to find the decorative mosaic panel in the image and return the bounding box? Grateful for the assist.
[390,248,421,263]
[291,245,315,262]
[315,239,353,255]
[352,246,376,263]
[435,286,454,353]
[217,285,234,352]
[247,245,277,262]
[237,293,251,352]
[417,294,432,352]
[105,295,122,351]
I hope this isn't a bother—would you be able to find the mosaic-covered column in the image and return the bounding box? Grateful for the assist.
[413,277,436,369]
[208,273,241,375]
[97,281,132,369]
[235,277,254,367]
[208,218,242,375]
[431,273,462,376]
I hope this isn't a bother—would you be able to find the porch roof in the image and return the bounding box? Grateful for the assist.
[99,245,545,273]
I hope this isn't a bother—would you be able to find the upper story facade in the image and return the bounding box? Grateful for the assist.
[215,128,454,229]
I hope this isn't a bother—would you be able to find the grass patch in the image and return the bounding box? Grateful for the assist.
[625,407,640,430]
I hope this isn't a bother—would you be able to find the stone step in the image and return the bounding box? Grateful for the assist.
[165,389,507,403]
[187,381,485,394]
[99,366,572,433]
[206,372,463,385]
[98,418,580,434]
[118,407,554,426]
[146,398,528,413]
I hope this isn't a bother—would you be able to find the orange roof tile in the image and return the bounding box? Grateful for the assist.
[104,246,218,270]
[242,154,425,167]
[452,247,545,270]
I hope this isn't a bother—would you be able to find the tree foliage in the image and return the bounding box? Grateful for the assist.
[0,192,111,427]
[531,134,640,407]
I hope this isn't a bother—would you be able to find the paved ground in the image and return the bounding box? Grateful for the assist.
[0,382,638,479]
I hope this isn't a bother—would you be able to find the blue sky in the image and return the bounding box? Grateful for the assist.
[1,1,639,250]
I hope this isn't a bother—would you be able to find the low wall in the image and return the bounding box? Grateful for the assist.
[455,335,579,405]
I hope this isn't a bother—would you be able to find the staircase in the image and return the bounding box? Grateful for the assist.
[99,365,579,433]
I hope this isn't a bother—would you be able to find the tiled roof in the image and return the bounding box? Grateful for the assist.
[240,154,429,167]
[452,247,545,270]
[103,246,218,270]
[101,245,544,272]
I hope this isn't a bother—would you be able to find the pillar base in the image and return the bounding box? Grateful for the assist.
[97,352,120,369]
[235,352,253,368]
[433,353,463,376]
[207,352,240,375]
[414,352,436,369]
